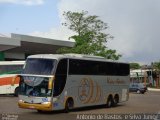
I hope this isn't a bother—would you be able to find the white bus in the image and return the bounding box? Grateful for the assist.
[0,61,25,96]
[18,54,130,112]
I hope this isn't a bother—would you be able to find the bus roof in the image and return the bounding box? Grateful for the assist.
[27,54,128,64]
[0,61,25,65]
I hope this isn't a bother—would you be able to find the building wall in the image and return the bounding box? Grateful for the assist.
[4,52,25,60]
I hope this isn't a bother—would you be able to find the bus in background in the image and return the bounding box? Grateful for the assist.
[17,54,130,112]
[0,61,25,96]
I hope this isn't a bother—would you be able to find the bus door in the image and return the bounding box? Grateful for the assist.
[53,59,68,97]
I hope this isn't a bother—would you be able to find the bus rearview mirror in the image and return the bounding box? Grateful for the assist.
[11,75,20,86]
[48,77,54,89]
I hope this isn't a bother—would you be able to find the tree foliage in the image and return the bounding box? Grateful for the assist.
[130,63,141,69]
[57,11,121,60]
[153,61,160,71]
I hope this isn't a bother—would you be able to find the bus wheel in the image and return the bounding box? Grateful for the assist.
[64,98,74,113]
[106,96,113,108]
[37,110,45,113]
[113,95,119,107]
[14,87,19,97]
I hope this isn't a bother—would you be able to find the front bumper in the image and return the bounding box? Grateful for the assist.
[18,101,52,111]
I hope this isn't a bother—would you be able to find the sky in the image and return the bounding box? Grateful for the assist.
[0,0,160,65]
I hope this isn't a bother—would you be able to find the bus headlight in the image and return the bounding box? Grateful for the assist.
[19,100,24,103]
[41,102,51,105]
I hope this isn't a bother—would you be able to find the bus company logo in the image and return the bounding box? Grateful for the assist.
[31,100,34,103]
[107,78,125,85]
[78,77,102,104]
[42,98,48,102]
[78,78,91,103]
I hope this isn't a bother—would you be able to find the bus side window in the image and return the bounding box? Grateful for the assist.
[53,59,67,97]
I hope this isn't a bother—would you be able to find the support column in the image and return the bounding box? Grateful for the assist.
[0,52,5,61]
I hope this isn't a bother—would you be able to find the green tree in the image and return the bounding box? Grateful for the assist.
[153,61,160,71]
[57,11,121,60]
[152,61,160,87]
[130,63,141,69]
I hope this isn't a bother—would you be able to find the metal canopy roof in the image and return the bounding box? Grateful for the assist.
[0,33,74,54]
[0,36,20,51]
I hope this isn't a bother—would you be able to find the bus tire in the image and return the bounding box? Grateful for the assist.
[113,95,119,107]
[64,98,74,113]
[14,87,19,97]
[106,95,113,108]
[37,110,45,113]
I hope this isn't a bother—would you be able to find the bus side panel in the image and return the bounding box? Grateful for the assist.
[61,75,129,108]
[0,75,19,94]
[104,76,130,103]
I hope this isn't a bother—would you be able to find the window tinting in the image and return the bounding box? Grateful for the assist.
[0,65,23,74]
[55,59,67,75]
[53,59,67,96]
[23,58,55,75]
[69,59,129,76]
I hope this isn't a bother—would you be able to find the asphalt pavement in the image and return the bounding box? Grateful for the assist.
[0,91,160,120]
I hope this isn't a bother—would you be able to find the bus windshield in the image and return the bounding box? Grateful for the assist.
[19,76,52,97]
[22,58,55,75]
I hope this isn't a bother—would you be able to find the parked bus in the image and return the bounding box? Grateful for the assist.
[0,61,25,96]
[17,54,130,112]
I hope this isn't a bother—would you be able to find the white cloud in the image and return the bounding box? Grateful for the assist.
[0,0,44,5]
[57,0,160,64]
[31,26,75,42]
[31,0,160,64]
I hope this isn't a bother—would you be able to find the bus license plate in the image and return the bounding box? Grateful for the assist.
[29,106,35,109]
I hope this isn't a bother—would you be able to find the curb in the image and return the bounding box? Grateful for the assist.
[148,87,160,92]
